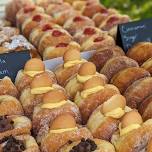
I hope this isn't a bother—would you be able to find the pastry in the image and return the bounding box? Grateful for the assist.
[16,5,45,28]
[0,135,40,152]
[54,48,86,86]
[20,72,64,118]
[32,90,81,142]
[15,58,56,92]
[0,115,31,140]
[43,41,80,60]
[100,56,139,81]
[5,0,34,25]
[74,26,108,45]
[36,0,63,8]
[89,46,124,71]
[0,95,23,116]
[29,22,61,47]
[81,34,115,51]
[0,77,19,98]
[40,114,92,152]
[141,57,152,75]
[59,138,115,152]
[99,14,130,31]
[87,94,129,140]
[127,42,152,65]
[111,67,151,94]
[139,95,152,121]
[75,76,120,124]
[22,13,52,38]
[65,62,107,99]
[63,15,95,35]
[124,77,152,109]
[38,28,72,55]
[72,1,87,11]
[112,110,152,152]
[0,19,11,28]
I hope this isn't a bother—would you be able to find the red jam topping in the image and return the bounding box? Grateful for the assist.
[56,43,68,48]
[24,6,35,13]
[107,16,119,25]
[52,30,63,37]
[73,16,84,22]
[83,28,96,35]
[94,37,104,42]
[42,24,53,31]
[100,8,108,14]
[32,15,42,22]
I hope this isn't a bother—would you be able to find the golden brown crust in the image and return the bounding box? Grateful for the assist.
[0,115,31,140]
[139,95,152,121]
[124,77,152,109]
[76,84,120,124]
[127,42,152,65]
[100,56,139,81]
[32,101,81,141]
[111,67,151,94]
[141,57,152,75]
[41,127,92,152]
[0,95,23,116]
[114,125,152,152]
[0,77,19,98]
[89,46,124,71]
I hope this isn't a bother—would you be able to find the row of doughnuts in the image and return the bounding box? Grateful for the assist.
[5,0,131,60]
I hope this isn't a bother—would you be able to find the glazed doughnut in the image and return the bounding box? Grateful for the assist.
[16,5,45,28]
[40,114,92,152]
[75,77,119,124]
[124,77,152,109]
[127,42,152,65]
[59,138,115,152]
[81,34,115,51]
[63,15,95,35]
[100,56,139,81]
[141,57,152,75]
[32,90,81,142]
[65,62,107,99]
[20,72,63,117]
[54,48,86,86]
[43,41,81,60]
[0,134,40,152]
[0,77,19,98]
[87,94,129,140]
[111,67,151,94]
[74,26,108,45]
[0,115,31,140]
[89,46,124,71]
[0,95,23,116]
[22,13,52,38]
[15,58,56,92]
[38,28,72,55]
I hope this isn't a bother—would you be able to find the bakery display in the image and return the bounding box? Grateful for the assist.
[141,57,152,75]
[54,49,86,86]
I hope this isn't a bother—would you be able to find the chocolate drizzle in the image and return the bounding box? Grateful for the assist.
[70,138,97,152]
[0,116,14,133]
[1,136,25,152]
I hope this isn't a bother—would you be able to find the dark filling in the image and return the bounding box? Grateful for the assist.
[94,37,104,42]
[56,43,68,48]
[0,116,14,133]
[107,16,119,25]
[24,6,35,13]
[52,30,63,37]
[73,16,84,22]
[83,28,96,35]
[42,24,53,31]
[1,136,25,152]
[69,138,97,152]
[32,15,42,22]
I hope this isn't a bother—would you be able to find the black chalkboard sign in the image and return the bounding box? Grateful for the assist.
[0,51,30,82]
[116,18,152,53]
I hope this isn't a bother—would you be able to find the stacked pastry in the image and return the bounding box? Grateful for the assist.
[7,0,130,60]
[0,76,39,151]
